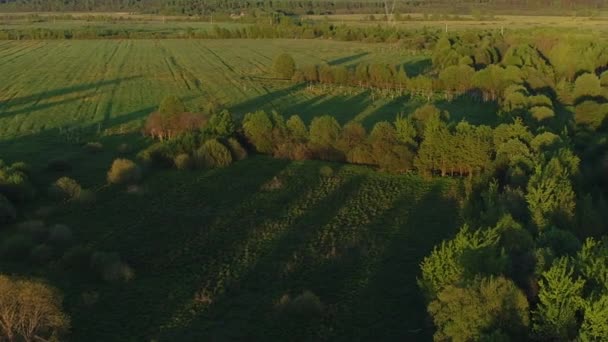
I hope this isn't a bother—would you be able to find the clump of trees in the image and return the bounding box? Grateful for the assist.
[0,275,70,341]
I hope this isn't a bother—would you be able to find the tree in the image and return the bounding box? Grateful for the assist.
[195,139,233,168]
[526,158,576,230]
[573,73,602,102]
[580,295,608,341]
[206,109,235,137]
[286,115,308,141]
[309,115,341,148]
[530,106,555,122]
[428,276,530,342]
[533,257,585,340]
[158,95,186,116]
[243,110,275,154]
[394,114,417,148]
[273,53,296,79]
[337,122,366,153]
[0,275,70,341]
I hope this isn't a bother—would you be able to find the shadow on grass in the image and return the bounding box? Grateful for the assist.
[328,52,369,66]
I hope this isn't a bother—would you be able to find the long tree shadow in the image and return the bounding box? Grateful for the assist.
[0,76,141,110]
[333,181,462,341]
[228,82,308,116]
[160,167,368,341]
[0,93,98,119]
[328,52,369,66]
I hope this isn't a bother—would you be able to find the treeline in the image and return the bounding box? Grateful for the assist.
[0,0,605,15]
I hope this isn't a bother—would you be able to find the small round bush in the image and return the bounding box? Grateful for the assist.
[195,139,233,168]
[0,194,16,226]
[48,224,73,247]
[174,153,193,170]
[107,159,141,185]
[46,158,71,172]
[91,251,134,283]
[17,220,48,242]
[319,166,334,178]
[0,234,34,260]
[48,177,82,201]
[30,244,54,265]
[84,142,103,153]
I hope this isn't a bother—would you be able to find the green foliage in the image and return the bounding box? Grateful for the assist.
[273,53,296,79]
[48,177,82,201]
[526,158,576,230]
[394,114,417,148]
[533,257,585,340]
[286,115,308,141]
[226,138,248,161]
[419,225,504,298]
[574,73,602,102]
[428,276,529,342]
[174,153,193,170]
[206,109,236,137]
[309,115,341,147]
[158,95,186,116]
[580,295,608,341]
[243,110,275,154]
[195,139,233,168]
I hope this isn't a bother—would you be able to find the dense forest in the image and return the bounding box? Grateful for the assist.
[0,0,605,15]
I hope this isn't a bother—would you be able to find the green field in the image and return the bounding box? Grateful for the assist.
[40,156,461,340]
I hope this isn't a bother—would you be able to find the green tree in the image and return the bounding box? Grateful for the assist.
[243,110,275,154]
[195,139,233,168]
[533,257,585,340]
[428,276,530,342]
[206,109,235,137]
[394,114,417,148]
[309,115,341,147]
[286,115,308,141]
[573,73,602,102]
[580,295,608,341]
[273,53,296,79]
[158,95,186,116]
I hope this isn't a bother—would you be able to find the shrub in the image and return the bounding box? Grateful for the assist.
[30,244,54,265]
[278,290,324,319]
[107,159,141,185]
[48,224,73,247]
[227,138,248,161]
[0,194,16,226]
[48,177,82,201]
[174,153,192,170]
[84,142,103,153]
[273,53,296,79]
[0,234,34,260]
[319,166,334,178]
[195,139,233,168]
[17,220,48,242]
[137,143,174,168]
[91,252,134,283]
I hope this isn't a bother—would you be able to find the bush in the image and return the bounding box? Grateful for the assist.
[319,166,334,178]
[107,159,141,185]
[137,143,174,168]
[0,234,34,260]
[273,53,296,79]
[174,153,193,170]
[0,194,16,226]
[48,177,82,201]
[91,252,134,283]
[17,220,48,242]
[30,244,54,265]
[195,139,233,168]
[227,138,248,161]
[48,224,73,247]
[84,142,103,153]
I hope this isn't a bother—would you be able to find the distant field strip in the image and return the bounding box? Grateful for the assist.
[0,39,427,139]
